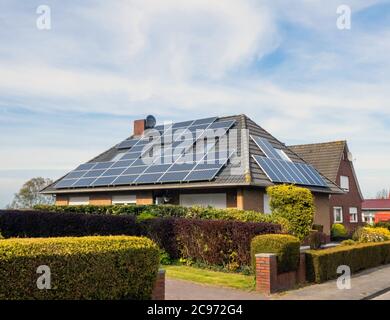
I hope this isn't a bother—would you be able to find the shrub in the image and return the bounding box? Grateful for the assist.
[0,210,138,238]
[352,227,390,243]
[175,219,281,270]
[341,239,356,246]
[306,241,390,283]
[250,234,300,273]
[267,184,314,240]
[375,222,390,231]
[331,223,348,240]
[0,236,160,299]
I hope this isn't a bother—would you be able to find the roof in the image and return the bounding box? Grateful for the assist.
[289,141,346,182]
[362,199,390,210]
[42,114,343,195]
[289,140,363,199]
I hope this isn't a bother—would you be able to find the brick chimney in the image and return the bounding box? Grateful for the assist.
[133,119,146,136]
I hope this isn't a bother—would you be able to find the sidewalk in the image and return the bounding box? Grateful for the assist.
[165,264,390,300]
[275,264,390,300]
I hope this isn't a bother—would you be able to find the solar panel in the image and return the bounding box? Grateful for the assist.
[251,136,282,160]
[54,117,238,189]
[252,155,327,187]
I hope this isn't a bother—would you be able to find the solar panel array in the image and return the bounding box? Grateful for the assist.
[251,136,328,187]
[54,117,236,189]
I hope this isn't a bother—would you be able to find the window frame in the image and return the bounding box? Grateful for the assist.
[349,207,358,223]
[112,194,136,205]
[333,206,343,223]
[340,175,350,191]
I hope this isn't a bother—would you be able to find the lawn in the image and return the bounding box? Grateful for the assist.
[164,265,255,291]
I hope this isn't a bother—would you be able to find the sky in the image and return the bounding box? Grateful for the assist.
[0,0,389,208]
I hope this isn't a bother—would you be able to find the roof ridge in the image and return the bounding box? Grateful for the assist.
[289,140,347,147]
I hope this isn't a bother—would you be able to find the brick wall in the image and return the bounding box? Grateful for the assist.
[330,148,363,232]
[89,193,112,205]
[151,270,165,300]
[136,191,154,205]
[55,195,68,206]
[313,193,331,235]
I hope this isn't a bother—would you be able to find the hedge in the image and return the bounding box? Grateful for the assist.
[175,219,281,270]
[250,234,300,273]
[0,210,281,269]
[0,210,138,238]
[33,204,286,226]
[0,236,160,300]
[306,241,390,283]
[267,184,314,240]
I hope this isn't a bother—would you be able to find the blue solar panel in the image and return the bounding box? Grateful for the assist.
[251,136,282,160]
[252,155,327,187]
[54,117,238,189]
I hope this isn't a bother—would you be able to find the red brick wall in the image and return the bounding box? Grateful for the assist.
[330,148,363,233]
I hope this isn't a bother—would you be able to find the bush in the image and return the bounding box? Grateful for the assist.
[341,239,356,246]
[331,223,348,240]
[306,241,390,283]
[250,234,300,273]
[0,236,160,299]
[352,227,390,243]
[0,210,138,238]
[375,222,390,230]
[267,184,314,240]
[175,219,281,270]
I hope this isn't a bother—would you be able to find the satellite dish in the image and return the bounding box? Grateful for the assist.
[145,115,156,129]
[347,152,353,161]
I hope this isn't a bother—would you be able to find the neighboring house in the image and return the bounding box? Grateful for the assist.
[362,199,390,224]
[290,141,363,233]
[41,114,343,235]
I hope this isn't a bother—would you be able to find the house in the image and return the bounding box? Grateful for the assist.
[41,114,343,235]
[289,141,363,232]
[362,199,390,224]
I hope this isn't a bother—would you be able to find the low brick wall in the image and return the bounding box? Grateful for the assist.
[255,253,306,295]
[151,269,165,300]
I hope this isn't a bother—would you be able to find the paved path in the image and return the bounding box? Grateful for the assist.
[166,279,266,300]
[166,264,390,300]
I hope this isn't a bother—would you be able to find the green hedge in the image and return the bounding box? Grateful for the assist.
[33,204,286,226]
[306,241,390,283]
[0,236,160,300]
[267,185,314,240]
[250,234,300,273]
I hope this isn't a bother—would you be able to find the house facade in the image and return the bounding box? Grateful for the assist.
[362,199,390,224]
[290,141,363,233]
[42,115,343,235]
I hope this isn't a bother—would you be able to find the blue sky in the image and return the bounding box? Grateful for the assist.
[0,0,390,207]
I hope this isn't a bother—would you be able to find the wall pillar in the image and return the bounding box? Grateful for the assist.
[55,195,69,206]
[136,191,154,205]
[151,270,165,300]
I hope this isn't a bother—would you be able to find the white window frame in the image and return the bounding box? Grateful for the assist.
[263,193,271,214]
[333,206,343,223]
[349,207,358,223]
[179,193,227,209]
[69,196,89,206]
[112,195,136,205]
[340,175,350,191]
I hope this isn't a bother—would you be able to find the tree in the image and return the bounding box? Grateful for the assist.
[8,177,54,209]
[376,188,390,199]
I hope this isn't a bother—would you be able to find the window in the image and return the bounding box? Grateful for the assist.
[275,149,292,162]
[340,176,349,191]
[263,193,271,214]
[112,195,136,205]
[179,193,227,209]
[69,196,89,205]
[333,207,343,223]
[349,207,358,223]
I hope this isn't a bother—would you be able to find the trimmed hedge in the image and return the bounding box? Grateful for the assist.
[0,210,280,269]
[267,185,314,240]
[175,219,281,270]
[33,204,286,225]
[0,210,138,238]
[306,241,390,283]
[250,234,300,273]
[0,236,160,300]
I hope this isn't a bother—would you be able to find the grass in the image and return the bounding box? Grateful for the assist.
[164,265,255,291]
